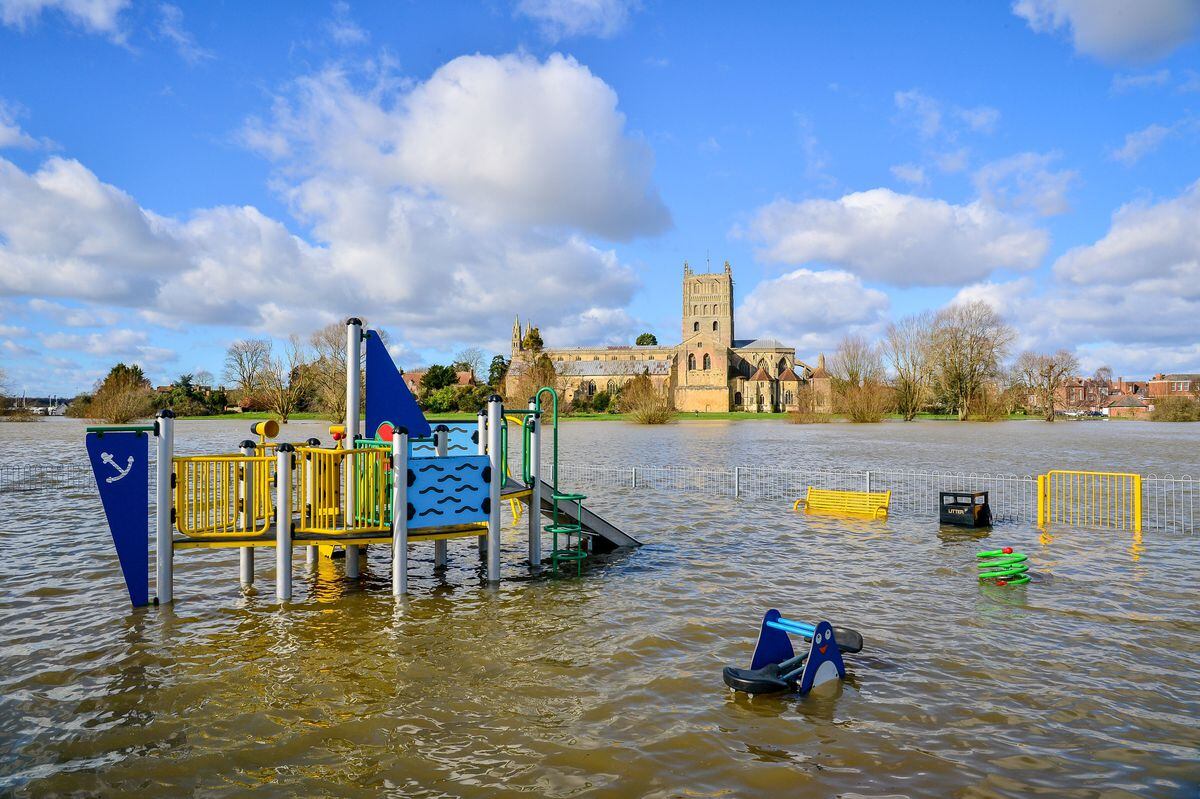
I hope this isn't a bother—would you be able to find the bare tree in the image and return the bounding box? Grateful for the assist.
[452,347,485,379]
[1014,350,1080,421]
[884,311,934,421]
[259,336,311,423]
[223,339,270,404]
[930,301,1015,421]
[829,334,891,423]
[1093,365,1113,386]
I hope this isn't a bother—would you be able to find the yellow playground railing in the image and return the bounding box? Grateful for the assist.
[172,454,274,538]
[1037,470,1142,533]
[296,446,392,534]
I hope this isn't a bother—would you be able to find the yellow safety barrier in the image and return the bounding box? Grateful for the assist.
[793,487,891,519]
[1037,470,1142,533]
[172,455,273,538]
[296,446,391,534]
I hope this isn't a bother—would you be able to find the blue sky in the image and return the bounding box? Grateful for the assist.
[1,0,1199,396]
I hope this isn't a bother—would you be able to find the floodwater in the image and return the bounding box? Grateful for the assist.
[1,417,1198,797]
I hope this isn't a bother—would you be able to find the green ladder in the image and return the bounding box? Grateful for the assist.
[546,491,588,575]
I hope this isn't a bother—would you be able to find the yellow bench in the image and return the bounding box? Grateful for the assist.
[793,487,891,519]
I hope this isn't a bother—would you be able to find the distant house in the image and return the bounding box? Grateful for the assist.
[402,369,476,395]
[1103,394,1149,419]
[1148,373,1200,399]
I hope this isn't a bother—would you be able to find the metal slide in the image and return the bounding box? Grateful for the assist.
[534,479,642,551]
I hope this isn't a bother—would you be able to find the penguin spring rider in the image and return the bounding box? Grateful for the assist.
[723,609,864,697]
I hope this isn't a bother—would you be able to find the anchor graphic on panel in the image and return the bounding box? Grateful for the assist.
[100,452,134,483]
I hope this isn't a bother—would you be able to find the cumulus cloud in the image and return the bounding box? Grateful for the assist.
[1054,179,1200,286]
[1111,69,1171,93]
[515,0,636,40]
[736,268,890,353]
[1,52,665,356]
[972,151,1077,216]
[1012,0,1200,62]
[0,0,129,39]
[743,188,1049,287]
[327,1,367,45]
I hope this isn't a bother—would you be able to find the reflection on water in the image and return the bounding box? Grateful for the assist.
[1,418,1198,796]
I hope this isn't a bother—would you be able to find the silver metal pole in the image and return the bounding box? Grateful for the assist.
[434,426,448,568]
[239,440,255,585]
[155,410,175,605]
[392,431,408,596]
[528,412,542,567]
[735,466,741,498]
[345,318,362,578]
[276,444,293,601]
[477,409,487,555]
[486,396,503,584]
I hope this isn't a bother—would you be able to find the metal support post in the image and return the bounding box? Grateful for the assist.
[345,317,362,579]
[528,412,542,567]
[486,396,503,584]
[276,444,294,601]
[392,431,408,596]
[155,409,175,605]
[239,440,255,585]
[477,409,487,555]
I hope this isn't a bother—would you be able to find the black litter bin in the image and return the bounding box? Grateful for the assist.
[939,491,992,527]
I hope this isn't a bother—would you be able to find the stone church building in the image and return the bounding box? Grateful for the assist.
[507,261,833,413]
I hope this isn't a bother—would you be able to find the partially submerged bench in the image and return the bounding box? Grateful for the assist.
[793,487,890,519]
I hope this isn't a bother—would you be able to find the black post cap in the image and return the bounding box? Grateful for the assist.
[488,394,502,402]
[306,438,321,446]
[157,409,176,419]
[435,424,449,432]
[397,426,408,435]
[346,317,362,326]
[278,443,295,452]
[239,439,255,449]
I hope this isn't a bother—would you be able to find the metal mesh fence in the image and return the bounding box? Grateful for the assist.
[4,461,1196,533]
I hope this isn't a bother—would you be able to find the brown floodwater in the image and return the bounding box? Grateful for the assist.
[1,417,1198,797]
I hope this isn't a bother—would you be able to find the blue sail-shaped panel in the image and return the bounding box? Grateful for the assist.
[366,331,431,439]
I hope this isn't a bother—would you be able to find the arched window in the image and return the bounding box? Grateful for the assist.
[785,391,793,405]
[734,391,742,407]
[713,320,719,332]
[687,353,696,370]
[607,379,618,393]
[778,357,788,374]
[693,321,699,332]
[586,380,596,396]
[703,354,711,370]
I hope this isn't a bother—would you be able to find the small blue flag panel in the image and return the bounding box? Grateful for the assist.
[85,430,150,606]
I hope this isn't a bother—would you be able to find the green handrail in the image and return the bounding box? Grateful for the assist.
[533,387,559,492]
[86,424,155,434]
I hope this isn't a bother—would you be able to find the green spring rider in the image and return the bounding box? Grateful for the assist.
[977,547,1029,586]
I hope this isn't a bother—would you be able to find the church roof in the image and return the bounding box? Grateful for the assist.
[748,366,773,382]
[733,338,790,350]
[777,366,802,382]
[809,353,830,379]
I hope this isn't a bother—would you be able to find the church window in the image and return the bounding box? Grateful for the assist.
[607,379,618,393]
[586,380,596,396]
[712,320,718,332]
[687,353,696,370]
[703,354,711,370]
[693,321,699,332]
[734,391,742,406]
[778,357,788,374]
[785,391,793,405]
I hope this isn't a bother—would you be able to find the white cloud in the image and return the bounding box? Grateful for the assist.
[0,0,129,39]
[41,327,177,364]
[515,0,636,40]
[1111,69,1171,92]
[1110,120,1196,165]
[0,100,38,149]
[1013,0,1200,62]
[972,151,1077,216]
[27,298,119,326]
[0,52,665,357]
[949,277,1036,316]
[327,1,366,45]
[541,306,643,347]
[1054,179,1200,286]
[894,89,943,139]
[743,188,1049,287]
[890,163,927,187]
[158,3,213,64]
[956,105,1000,134]
[736,268,889,353]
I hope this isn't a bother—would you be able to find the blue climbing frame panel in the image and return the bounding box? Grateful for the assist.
[407,454,491,529]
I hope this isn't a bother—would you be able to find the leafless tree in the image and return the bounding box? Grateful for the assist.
[884,311,934,421]
[1014,350,1080,421]
[259,336,311,423]
[829,334,891,423]
[453,347,485,379]
[930,301,1015,421]
[222,339,270,404]
[1093,365,1113,386]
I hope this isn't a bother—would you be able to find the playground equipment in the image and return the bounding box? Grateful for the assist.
[723,609,864,697]
[977,547,1030,586]
[793,487,891,519]
[85,318,641,606]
